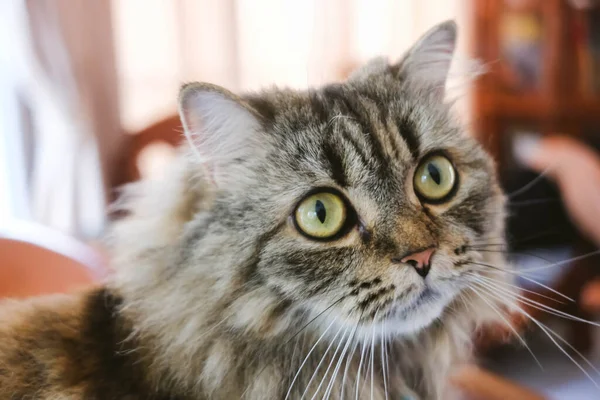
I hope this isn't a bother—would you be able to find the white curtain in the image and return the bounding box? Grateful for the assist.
[0,0,472,240]
[0,0,119,239]
[113,0,472,133]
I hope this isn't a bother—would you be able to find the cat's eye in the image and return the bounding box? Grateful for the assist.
[294,191,347,240]
[414,154,457,202]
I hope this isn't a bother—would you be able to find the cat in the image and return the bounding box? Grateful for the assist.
[0,20,510,400]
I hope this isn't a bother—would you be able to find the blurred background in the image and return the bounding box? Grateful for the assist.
[1,0,600,399]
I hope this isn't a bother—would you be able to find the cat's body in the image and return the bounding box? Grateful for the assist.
[0,21,510,399]
[0,287,461,399]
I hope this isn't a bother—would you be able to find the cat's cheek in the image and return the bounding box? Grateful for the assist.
[227,288,297,338]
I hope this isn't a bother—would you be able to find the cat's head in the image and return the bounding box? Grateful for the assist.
[126,21,506,347]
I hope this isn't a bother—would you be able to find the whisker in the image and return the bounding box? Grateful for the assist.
[380,321,389,400]
[286,297,346,346]
[370,313,377,400]
[242,296,346,399]
[470,273,565,305]
[284,317,338,400]
[518,249,600,273]
[471,227,564,248]
[508,198,559,207]
[340,336,360,400]
[467,248,553,263]
[473,277,600,328]
[508,166,553,199]
[355,335,369,400]
[309,325,351,400]
[300,323,346,399]
[289,332,303,376]
[469,284,543,369]
[476,285,600,386]
[469,261,575,302]
[323,323,360,400]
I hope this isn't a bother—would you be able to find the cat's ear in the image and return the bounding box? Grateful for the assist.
[393,20,457,94]
[178,82,263,186]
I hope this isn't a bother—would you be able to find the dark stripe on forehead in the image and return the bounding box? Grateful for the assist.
[322,140,348,188]
[396,116,420,159]
[322,86,390,179]
[333,123,372,171]
[308,90,365,187]
[318,89,373,172]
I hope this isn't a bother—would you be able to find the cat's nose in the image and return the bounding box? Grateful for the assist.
[395,247,435,278]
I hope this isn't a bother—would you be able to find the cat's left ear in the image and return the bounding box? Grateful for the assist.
[393,20,457,93]
[178,82,264,186]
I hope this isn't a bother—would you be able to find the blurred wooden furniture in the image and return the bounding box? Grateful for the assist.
[116,115,182,188]
[472,0,600,159]
[582,277,600,308]
[470,0,600,355]
[0,221,104,299]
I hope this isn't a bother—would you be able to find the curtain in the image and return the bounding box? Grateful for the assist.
[1,0,472,240]
[0,0,120,239]
[114,0,472,133]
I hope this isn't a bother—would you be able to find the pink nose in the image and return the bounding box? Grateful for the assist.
[399,247,435,278]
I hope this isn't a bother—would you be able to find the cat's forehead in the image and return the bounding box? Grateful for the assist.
[256,79,467,152]
[253,79,484,193]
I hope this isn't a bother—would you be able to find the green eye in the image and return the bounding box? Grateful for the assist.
[414,154,457,202]
[294,192,347,239]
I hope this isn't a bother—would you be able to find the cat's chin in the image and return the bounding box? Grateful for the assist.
[324,287,458,344]
[379,287,458,337]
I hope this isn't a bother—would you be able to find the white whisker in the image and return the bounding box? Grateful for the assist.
[370,313,377,400]
[470,262,575,302]
[381,320,389,400]
[355,336,369,400]
[469,285,542,369]
[473,276,600,328]
[309,326,350,400]
[508,165,553,199]
[340,337,360,400]
[285,317,338,400]
[477,285,600,387]
[518,249,600,273]
[471,273,566,305]
[301,323,346,399]
[323,324,359,400]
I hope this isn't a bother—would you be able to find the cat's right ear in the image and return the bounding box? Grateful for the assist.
[393,20,457,95]
[178,82,263,186]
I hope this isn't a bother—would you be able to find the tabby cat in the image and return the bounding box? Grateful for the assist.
[0,20,510,399]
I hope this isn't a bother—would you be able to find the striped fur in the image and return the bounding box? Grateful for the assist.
[0,21,510,400]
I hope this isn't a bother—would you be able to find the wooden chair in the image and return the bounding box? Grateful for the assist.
[116,115,183,187]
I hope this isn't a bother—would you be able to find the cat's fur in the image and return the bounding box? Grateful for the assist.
[0,21,510,399]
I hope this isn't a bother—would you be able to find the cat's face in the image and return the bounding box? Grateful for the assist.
[248,86,502,339]
[178,21,505,340]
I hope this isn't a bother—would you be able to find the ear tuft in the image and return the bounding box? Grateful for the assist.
[178,82,263,185]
